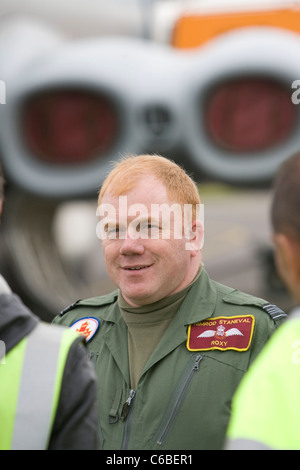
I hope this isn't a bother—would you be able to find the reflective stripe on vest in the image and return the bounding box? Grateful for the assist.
[0,322,78,450]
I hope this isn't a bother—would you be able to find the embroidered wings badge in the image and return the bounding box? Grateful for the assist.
[187,315,255,352]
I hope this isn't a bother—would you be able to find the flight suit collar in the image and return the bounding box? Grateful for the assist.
[98,269,216,323]
[180,268,218,325]
[96,269,218,382]
[139,270,219,377]
[143,270,217,368]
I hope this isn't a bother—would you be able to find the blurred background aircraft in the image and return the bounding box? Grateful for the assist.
[0,0,299,320]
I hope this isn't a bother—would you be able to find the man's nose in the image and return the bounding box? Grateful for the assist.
[119,233,145,255]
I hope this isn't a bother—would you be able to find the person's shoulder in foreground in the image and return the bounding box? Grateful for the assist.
[0,280,99,450]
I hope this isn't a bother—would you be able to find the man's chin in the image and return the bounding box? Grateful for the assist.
[121,289,159,307]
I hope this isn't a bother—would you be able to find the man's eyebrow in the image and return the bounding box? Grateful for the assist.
[132,215,161,224]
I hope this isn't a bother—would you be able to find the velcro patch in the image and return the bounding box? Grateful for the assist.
[70,317,100,342]
[187,315,255,352]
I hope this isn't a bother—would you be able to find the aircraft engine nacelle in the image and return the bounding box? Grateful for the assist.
[0,17,65,83]
[179,27,300,185]
[0,36,188,199]
[2,26,300,195]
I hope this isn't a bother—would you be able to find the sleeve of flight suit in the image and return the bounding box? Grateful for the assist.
[48,338,100,450]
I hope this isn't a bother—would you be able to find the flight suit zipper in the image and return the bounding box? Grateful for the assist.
[154,354,203,446]
[120,389,136,449]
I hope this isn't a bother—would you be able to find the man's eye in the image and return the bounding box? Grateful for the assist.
[139,223,159,231]
[144,224,160,238]
[148,224,159,231]
[106,227,120,239]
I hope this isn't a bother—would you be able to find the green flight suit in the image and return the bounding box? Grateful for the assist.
[53,269,286,450]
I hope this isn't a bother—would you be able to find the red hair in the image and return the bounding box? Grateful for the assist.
[98,154,200,215]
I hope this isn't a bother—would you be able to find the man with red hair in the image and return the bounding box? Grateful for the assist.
[54,153,286,450]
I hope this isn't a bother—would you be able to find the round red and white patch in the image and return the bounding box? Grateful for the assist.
[70,317,100,342]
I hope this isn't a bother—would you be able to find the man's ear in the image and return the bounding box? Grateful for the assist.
[273,232,300,298]
[185,220,204,254]
[273,232,294,273]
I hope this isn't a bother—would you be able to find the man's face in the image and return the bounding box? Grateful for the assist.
[100,176,202,306]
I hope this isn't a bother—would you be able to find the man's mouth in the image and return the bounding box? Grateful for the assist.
[123,265,151,271]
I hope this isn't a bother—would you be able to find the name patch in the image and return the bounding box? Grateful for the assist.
[187,315,255,352]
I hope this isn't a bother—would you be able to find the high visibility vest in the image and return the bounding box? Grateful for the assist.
[226,311,300,450]
[0,322,79,450]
